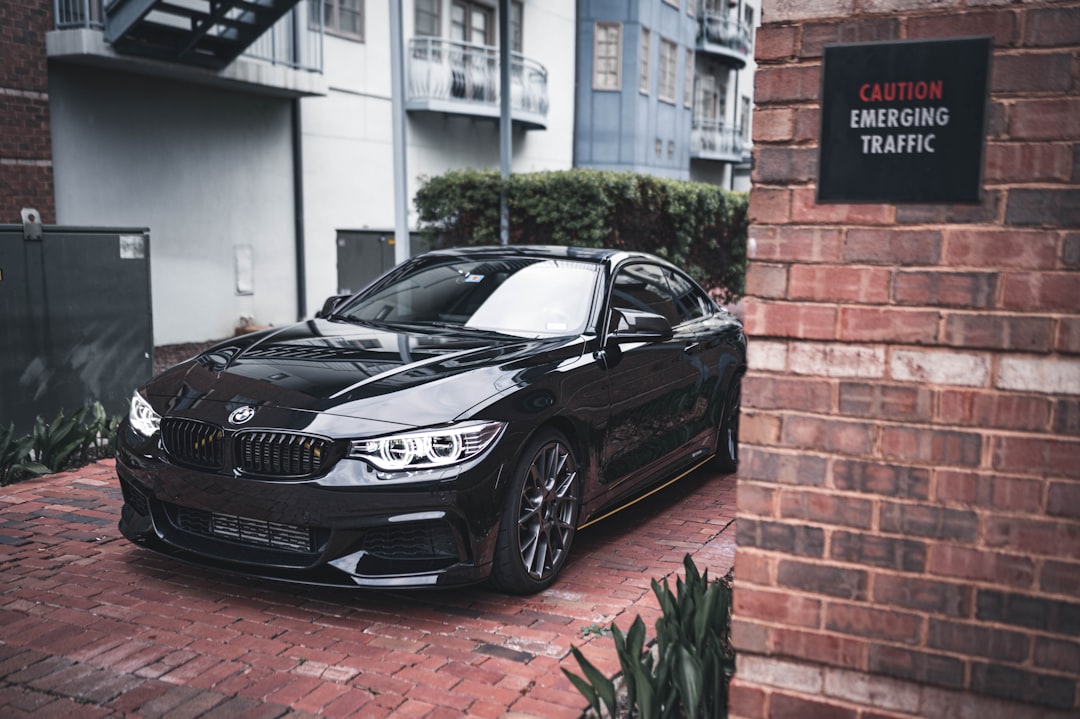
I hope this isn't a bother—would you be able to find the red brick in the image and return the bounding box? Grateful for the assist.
[984,516,1080,559]
[771,627,865,668]
[830,531,927,572]
[776,559,868,601]
[1023,6,1080,47]
[1010,99,1080,141]
[748,187,791,223]
[825,603,922,644]
[753,108,796,142]
[882,426,983,468]
[790,265,891,303]
[750,226,844,262]
[744,300,838,340]
[792,188,893,225]
[992,435,1080,476]
[799,16,900,57]
[754,146,817,183]
[943,313,1055,352]
[738,517,826,557]
[1041,560,1080,596]
[728,679,767,719]
[1059,317,1080,354]
[939,389,1052,432]
[746,263,788,298]
[986,141,1072,183]
[894,193,1002,225]
[839,307,940,344]
[893,270,997,308]
[754,25,799,62]
[781,415,876,455]
[1006,189,1080,229]
[734,586,822,627]
[838,382,932,423]
[1034,636,1080,675]
[844,229,942,265]
[769,692,857,719]
[943,229,1060,270]
[745,375,832,413]
[1001,272,1080,312]
[780,490,873,530]
[873,572,972,617]
[833,460,930,499]
[928,619,1029,662]
[868,644,965,689]
[928,544,1035,589]
[737,482,777,517]
[754,64,821,104]
[907,9,1016,46]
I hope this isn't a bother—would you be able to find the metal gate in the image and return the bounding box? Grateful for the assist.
[0,217,153,433]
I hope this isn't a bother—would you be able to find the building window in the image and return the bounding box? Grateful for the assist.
[415,0,439,36]
[451,1,494,46]
[658,37,677,103]
[321,0,363,40]
[594,22,622,90]
[512,1,523,52]
[741,95,752,140]
[640,27,651,94]
[684,49,694,107]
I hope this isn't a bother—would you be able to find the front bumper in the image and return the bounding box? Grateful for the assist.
[115,421,512,589]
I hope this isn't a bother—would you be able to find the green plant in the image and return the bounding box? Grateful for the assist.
[414,169,748,303]
[563,554,735,718]
[0,422,50,486]
[31,409,87,473]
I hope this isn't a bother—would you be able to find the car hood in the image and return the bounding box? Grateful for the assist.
[146,320,587,432]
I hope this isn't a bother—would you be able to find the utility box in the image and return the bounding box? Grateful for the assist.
[0,219,154,434]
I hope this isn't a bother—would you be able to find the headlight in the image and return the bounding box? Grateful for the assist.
[349,421,505,472]
[129,391,161,437]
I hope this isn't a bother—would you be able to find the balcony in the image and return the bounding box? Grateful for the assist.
[406,37,549,130]
[690,119,749,163]
[697,12,752,68]
[49,0,325,98]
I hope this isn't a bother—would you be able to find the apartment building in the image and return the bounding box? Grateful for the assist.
[575,0,757,189]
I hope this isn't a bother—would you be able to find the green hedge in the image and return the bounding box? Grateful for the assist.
[414,169,748,303]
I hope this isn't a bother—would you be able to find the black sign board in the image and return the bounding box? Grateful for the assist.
[818,36,991,203]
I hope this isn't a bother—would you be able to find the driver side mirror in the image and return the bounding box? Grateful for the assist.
[315,294,351,319]
[609,307,673,343]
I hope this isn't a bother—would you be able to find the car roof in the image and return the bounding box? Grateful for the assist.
[418,244,667,267]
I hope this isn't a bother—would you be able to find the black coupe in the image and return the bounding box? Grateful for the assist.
[116,245,746,593]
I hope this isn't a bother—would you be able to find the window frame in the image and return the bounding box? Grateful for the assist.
[593,21,622,91]
[639,26,651,95]
[415,0,440,37]
[684,48,694,107]
[658,36,678,104]
[321,0,364,41]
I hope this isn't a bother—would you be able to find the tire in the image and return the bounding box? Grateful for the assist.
[714,376,741,474]
[490,429,581,594]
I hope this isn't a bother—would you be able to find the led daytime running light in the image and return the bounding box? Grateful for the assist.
[129,391,161,437]
[350,421,504,471]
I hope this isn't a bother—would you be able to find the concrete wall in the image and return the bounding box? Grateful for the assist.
[732,2,1080,718]
[49,65,296,345]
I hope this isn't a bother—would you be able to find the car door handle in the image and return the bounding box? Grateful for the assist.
[682,342,702,355]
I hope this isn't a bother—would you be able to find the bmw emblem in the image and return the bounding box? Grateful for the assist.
[228,406,256,425]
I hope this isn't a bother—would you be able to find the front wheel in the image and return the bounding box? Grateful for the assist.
[490,429,581,594]
[714,377,741,474]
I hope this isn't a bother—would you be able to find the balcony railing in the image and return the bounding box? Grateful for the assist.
[697,12,752,67]
[407,36,549,130]
[690,119,749,163]
[53,0,323,73]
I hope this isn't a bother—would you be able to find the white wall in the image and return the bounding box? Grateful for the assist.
[299,0,577,313]
[49,65,297,345]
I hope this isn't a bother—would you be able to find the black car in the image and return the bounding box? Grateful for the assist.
[116,246,746,593]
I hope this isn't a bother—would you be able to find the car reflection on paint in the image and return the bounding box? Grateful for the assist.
[116,245,746,593]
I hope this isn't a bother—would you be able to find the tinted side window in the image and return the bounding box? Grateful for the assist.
[664,269,710,324]
[611,263,679,326]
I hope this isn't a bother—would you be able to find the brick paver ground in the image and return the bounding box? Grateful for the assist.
[0,459,736,718]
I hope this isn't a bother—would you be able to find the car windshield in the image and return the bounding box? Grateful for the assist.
[337,257,602,338]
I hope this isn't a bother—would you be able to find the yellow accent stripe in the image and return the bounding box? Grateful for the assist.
[576,455,715,530]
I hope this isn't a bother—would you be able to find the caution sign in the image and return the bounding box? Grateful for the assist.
[817,37,992,204]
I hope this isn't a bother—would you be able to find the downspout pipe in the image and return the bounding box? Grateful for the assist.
[292,97,307,320]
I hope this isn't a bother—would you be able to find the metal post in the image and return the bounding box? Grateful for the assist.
[390,0,410,262]
[499,0,511,245]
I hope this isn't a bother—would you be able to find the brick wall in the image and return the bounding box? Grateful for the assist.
[0,0,55,223]
[732,2,1080,718]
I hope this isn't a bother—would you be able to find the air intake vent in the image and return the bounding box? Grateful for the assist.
[237,432,329,477]
[161,418,225,469]
[174,505,320,554]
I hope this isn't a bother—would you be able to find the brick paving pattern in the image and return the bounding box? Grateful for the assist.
[0,460,736,718]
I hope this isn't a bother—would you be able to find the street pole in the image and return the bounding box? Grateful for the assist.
[499,0,511,245]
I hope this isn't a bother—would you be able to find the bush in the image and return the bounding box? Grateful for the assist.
[564,554,736,718]
[414,169,748,303]
[1,402,122,485]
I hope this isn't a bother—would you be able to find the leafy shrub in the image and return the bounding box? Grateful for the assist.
[414,169,748,303]
[2,402,122,485]
[564,554,735,718]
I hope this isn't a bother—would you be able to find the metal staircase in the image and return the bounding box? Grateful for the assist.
[104,0,303,70]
